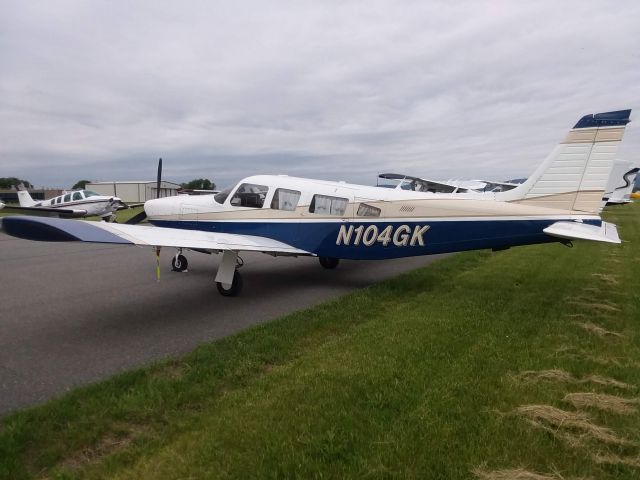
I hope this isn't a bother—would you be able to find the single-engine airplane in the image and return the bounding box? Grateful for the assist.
[1,185,131,221]
[0,109,632,296]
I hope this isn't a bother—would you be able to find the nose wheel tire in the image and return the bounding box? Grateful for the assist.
[216,270,243,296]
[172,254,188,272]
[319,257,340,269]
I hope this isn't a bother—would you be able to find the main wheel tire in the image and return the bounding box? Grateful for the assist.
[319,257,340,269]
[172,254,188,272]
[216,270,243,296]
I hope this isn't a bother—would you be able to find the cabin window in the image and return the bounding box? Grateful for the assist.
[72,192,82,201]
[214,186,233,204]
[230,183,269,208]
[270,188,301,211]
[84,190,99,197]
[64,194,71,202]
[309,194,349,216]
[357,203,381,217]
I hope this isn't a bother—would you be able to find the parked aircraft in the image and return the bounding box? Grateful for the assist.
[1,186,130,221]
[376,174,519,194]
[1,110,631,296]
[602,159,639,205]
[377,173,471,193]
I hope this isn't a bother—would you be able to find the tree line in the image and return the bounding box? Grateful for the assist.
[0,177,32,189]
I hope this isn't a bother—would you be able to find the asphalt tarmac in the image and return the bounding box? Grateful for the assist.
[0,231,447,415]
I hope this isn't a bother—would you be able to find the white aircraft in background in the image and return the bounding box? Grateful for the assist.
[5,186,127,221]
[1,109,631,296]
[376,174,520,194]
[602,159,639,206]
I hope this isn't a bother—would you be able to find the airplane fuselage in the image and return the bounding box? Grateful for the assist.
[32,190,123,218]
[144,175,600,260]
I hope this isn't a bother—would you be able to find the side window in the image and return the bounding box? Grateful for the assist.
[230,183,269,208]
[72,192,82,201]
[309,194,349,216]
[357,203,381,217]
[56,197,62,204]
[63,194,71,202]
[270,188,301,211]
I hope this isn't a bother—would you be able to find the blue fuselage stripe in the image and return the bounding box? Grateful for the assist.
[150,218,600,260]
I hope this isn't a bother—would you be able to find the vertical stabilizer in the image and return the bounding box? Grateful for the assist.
[16,187,37,207]
[604,160,639,205]
[497,110,631,213]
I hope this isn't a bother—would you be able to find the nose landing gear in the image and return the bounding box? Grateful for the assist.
[172,249,188,272]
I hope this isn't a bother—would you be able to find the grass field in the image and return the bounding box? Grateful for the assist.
[1,204,639,479]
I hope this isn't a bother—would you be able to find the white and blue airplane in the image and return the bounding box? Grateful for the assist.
[0,110,631,296]
[2,186,129,221]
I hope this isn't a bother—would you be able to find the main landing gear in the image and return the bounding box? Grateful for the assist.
[169,248,244,296]
[214,251,244,297]
[319,256,340,269]
[216,269,243,296]
[168,250,339,297]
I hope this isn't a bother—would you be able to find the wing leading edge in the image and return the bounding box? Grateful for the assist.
[0,216,310,255]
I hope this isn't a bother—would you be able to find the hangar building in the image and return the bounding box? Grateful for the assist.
[86,181,181,203]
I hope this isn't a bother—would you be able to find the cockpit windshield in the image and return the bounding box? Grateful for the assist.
[83,190,100,197]
[214,186,233,204]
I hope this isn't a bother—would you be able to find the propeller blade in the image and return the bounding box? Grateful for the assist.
[156,157,162,199]
[125,210,147,225]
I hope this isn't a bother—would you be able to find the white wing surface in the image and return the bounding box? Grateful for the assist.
[543,221,621,244]
[0,216,310,255]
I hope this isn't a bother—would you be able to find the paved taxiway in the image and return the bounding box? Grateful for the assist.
[0,231,447,415]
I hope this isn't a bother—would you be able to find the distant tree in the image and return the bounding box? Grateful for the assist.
[181,178,216,190]
[0,177,32,189]
[72,180,92,190]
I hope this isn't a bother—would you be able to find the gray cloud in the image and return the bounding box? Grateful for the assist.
[1,0,639,189]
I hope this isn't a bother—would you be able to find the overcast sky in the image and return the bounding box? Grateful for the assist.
[1,1,639,189]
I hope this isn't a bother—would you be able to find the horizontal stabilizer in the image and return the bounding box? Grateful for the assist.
[543,221,620,244]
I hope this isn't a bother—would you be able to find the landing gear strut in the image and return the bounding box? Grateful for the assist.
[319,256,340,269]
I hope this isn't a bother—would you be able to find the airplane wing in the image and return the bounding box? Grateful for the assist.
[0,216,311,255]
[543,221,621,244]
[0,205,87,217]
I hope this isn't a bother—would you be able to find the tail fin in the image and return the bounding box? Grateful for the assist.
[602,160,639,205]
[16,185,37,207]
[497,109,631,213]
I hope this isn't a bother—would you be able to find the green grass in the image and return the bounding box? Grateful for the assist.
[1,204,639,479]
